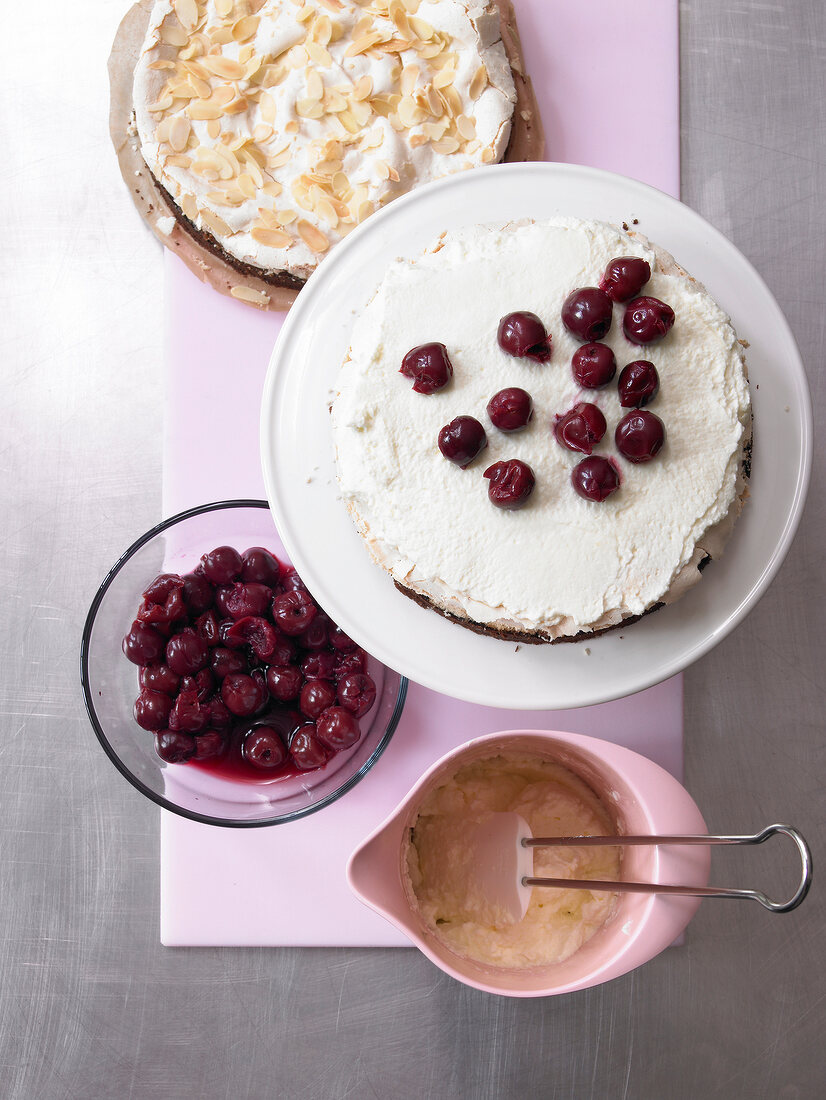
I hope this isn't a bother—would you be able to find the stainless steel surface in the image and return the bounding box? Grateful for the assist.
[524,825,814,912]
[2,1,824,1097]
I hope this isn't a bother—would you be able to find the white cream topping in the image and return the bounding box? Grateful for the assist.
[332,218,751,638]
[406,755,619,969]
[133,0,515,279]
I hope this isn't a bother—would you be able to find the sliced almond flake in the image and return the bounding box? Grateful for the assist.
[443,85,462,116]
[317,0,343,11]
[388,165,400,182]
[324,89,348,112]
[207,118,221,139]
[481,146,495,163]
[241,153,265,186]
[408,15,434,40]
[297,219,330,252]
[337,109,361,134]
[353,16,373,38]
[398,97,424,128]
[314,197,338,227]
[199,208,233,237]
[296,98,324,119]
[172,0,198,32]
[187,101,223,120]
[402,0,421,11]
[432,68,455,90]
[237,173,257,198]
[206,188,241,206]
[388,115,406,132]
[168,116,192,152]
[350,99,373,127]
[329,195,350,218]
[422,120,447,140]
[469,64,487,101]
[215,0,233,15]
[188,75,212,99]
[374,159,390,181]
[356,200,374,223]
[389,1,411,36]
[295,4,314,22]
[276,209,298,225]
[416,41,443,60]
[345,32,383,57]
[183,59,211,80]
[253,123,274,143]
[259,92,276,123]
[268,147,292,169]
[431,136,460,155]
[209,26,234,46]
[358,125,383,150]
[425,84,442,116]
[256,206,280,228]
[231,285,270,308]
[312,13,333,45]
[223,96,250,114]
[240,45,256,64]
[233,14,260,41]
[165,153,193,168]
[306,69,324,100]
[155,117,173,144]
[352,75,373,101]
[261,182,284,199]
[284,119,300,134]
[400,65,419,98]
[464,138,481,155]
[148,92,174,113]
[409,132,427,148]
[149,59,176,71]
[201,55,246,80]
[251,226,293,248]
[287,44,310,68]
[211,85,236,106]
[180,193,199,220]
[456,114,476,141]
[306,40,333,66]
[332,170,350,196]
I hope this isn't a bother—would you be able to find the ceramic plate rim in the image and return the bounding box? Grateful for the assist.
[260,162,812,710]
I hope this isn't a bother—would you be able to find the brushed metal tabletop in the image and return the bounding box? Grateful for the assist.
[2,2,824,1097]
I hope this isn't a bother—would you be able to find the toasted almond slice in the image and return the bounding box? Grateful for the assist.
[425,84,442,116]
[223,95,249,114]
[164,154,193,169]
[356,200,373,223]
[297,219,330,252]
[400,64,420,98]
[432,68,455,90]
[233,15,260,41]
[256,206,280,228]
[215,0,233,16]
[149,59,176,71]
[296,98,324,119]
[276,209,298,225]
[456,114,476,141]
[252,123,274,143]
[148,92,174,113]
[443,85,462,116]
[360,126,384,149]
[178,192,198,220]
[317,0,343,11]
[187,101,223,120]
[259,91,276,123]
[431,136,460,155]
[403,0,421,12]
[199,208,233,237]
[262,181,283,198]
[353,74,373,101]
[168,116,192,152]
[306,69,324,100]
[416,41,443,60]
[188,75,212,99]
[206,118,221,139]
[409,15,434,40]
[314,197,338,227]
[481,146,495,163]
[236,173,257,198]
[173,0,198,32]
[210,26,234,46]
[287,44,309,69]
[409,132,428,148]
[306,40,333,66]
[201,55,246,80]
[331,171,350,196]
[397,97,424,128]
[374,159,390,181]
[345,32,383,58]
[268,147,292,168]
[251,226,293,248]
[337,109,361,134]
[350,99,373,127]
[324,89,348,112]
[231,285,270,307]
[469,64,487,101]
[387,165,400,182]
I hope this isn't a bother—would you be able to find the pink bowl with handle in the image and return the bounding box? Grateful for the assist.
[347,729,710,997]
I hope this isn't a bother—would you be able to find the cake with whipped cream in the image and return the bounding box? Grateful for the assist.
[331,217,752,643]
[132,0,517,291]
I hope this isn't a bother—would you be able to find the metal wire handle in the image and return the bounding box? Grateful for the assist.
[521,824,812,913]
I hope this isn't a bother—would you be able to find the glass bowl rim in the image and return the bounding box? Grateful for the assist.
[80,498,408,828]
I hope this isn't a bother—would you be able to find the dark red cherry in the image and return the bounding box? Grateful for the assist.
[272,589,317,636]
[618,360,660,407]
[165,629,209,676]
[241,546,281,586]
[298,614,329,651]
[139,664,181,696]
[300,680,337,720]
[200,545,242,585]
[334,648,367,680]
[486,387,533,431]
[571,456,621,502]
[137,574,185,625]
[122,620,166,666]
[290,725,330,770]
[600,256,651,302]
[205,698,232,732]
[561,287,613,342]
[316,706,361,751]
[497,312,552,362]
[266,664,303,702]
[180,668,214,702]
[623,296,674,344]
[438,416,487,468]
[182,571,214,615]
[268,634,297,667]
[210,646,246,679]
[193,730,227,760]
[300,651,337,681]
[168,690,209,734]
[279,568,306,593]
[224,582,272,620]
[337,673,377,718]
[241,726,288,771]
[194,609,220,646]
[133,690,173,731]
[221,672,267,717]
[154,730,196,764]
[213,586,233,617]
[328,625,357,652]
[615,410,666,463]
[399,343,453,394]
[571,343,616,388]
[483,460,535,510]
[554,402,606,455]
[225,616,278,661]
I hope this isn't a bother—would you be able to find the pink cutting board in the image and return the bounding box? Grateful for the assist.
[160,0,680,947]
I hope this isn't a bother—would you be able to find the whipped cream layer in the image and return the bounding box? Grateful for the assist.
[133,0,515,280]
[407,755,619,969]
[332,218,751,639]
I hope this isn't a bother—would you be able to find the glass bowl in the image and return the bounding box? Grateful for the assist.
[81,500,407,827]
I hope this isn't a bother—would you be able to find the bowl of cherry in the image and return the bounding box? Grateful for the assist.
[81,500,407,827]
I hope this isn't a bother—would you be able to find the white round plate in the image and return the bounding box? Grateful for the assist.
[261,163,811,710]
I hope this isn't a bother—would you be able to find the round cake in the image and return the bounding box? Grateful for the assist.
[132,0,517,288]
[331,217,752,643]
